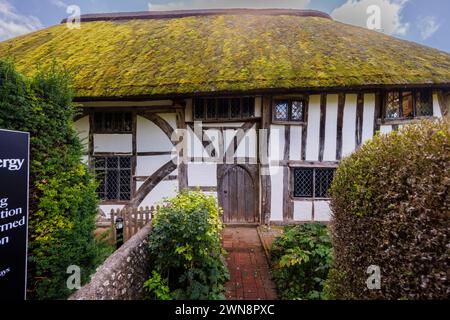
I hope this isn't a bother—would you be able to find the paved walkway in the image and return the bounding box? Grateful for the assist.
[222,227,278,300]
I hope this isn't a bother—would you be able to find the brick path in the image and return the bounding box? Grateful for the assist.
[222,227,278,300]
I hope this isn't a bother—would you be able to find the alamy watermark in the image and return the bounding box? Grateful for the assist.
[366,265,381,290]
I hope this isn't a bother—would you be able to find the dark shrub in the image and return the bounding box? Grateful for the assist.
[146,190,229,300]
[271,223,333,300]
[0,60,111,299]
[328,120,449,299]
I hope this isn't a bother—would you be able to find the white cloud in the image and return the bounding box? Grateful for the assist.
[417,16,440,40]
[49,0,68,9]
[148,0,310,11]
[331,0,409,35]
[0,0,43,41]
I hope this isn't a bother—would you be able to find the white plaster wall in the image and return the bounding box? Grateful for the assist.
[188,162,217,187]
[137,116,173,152]
[93,134,132,153]
[81,155,89,165]
[342,94,357,157]
[73,116,89,152]
[136,155,173,179]
[323,94,338,161]
[362,94,375,144]
[293,201,312,221]
[289,126,302,161]
[204,129,221,159]
[433,93,443,118]
[187,126,210,158]
[139,180,178,207]
[305,95,321,161]
[314,201,332,222]
[159,113,177,130]
[269,166,284,221]
[269,125,284,163]
[235,126,257,158]
[380,125,392,134]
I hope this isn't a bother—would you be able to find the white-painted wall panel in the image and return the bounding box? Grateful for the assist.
[314,201,332,222]
[94,134,132,153]
[187,126,210,158]
[188,162,217,187]
[137,116,174,152]
[323,94,338,161]
[380,125,392,134]
[362,94,375,144]
[433,93,443,118]
[270,166,284,221]
[305,95,321,161]
[73,116,89,152]
[159,113,177,130]
[289,126,302,161]
[293,201,312,221]
[235,126,257,158]
[139,180,178,207]
[342,94,357,157]
[269,125,284,163]
[136,155,173,178]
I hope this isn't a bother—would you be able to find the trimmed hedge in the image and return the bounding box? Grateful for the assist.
[327,120,450,299]
[146,190,229,300]
[271,223,333,300]
[0,60,111,299]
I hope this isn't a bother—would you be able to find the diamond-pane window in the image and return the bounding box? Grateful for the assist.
[94,156,132,201]
[384,89,433,119]
[273,99,306,122]
[293,168,336,199]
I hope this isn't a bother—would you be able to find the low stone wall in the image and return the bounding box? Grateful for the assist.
[69,224,152,300]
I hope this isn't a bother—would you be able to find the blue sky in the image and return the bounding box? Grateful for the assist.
[0,0,449,52]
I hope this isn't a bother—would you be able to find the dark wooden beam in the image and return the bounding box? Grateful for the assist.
[356,93,364,148]
[282,126,293,221]
[260,96,272,224]
[336,93,345,160]
[131,111,137,198]
[301,99,309,161]
[374,92,382,134]
[175,107,188,190]
[122,160,177,210]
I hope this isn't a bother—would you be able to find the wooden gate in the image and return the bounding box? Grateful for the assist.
[109,206,158,242]
[218,165,259,223]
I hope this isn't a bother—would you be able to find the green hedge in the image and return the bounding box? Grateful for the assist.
[145,190,229,300]
[271,223,333,300]
[0,60,111,299]
[328,120,450,299]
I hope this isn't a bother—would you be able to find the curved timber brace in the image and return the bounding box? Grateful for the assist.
[122,112,178,211]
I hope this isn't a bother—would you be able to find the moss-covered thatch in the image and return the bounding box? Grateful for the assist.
[1,12,449,98]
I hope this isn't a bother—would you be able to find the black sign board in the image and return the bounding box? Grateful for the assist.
[0,129,30,300]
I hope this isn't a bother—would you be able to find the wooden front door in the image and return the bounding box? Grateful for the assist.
[218,165,258,223]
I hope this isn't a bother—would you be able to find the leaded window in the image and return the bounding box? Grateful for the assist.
[384,89,433,119]
[293,167,336,199]
[93,112,132,133]
[94,156,132,201]
[193,97,255,121]
[273,99,306,122]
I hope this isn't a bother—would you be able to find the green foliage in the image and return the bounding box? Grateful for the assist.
[270,223,333,300]
[328,120,450,299]
[144,271,172,300]
[0,60,111,299]
[146,190,229,300]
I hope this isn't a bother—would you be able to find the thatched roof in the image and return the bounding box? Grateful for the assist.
[1,9,449,99]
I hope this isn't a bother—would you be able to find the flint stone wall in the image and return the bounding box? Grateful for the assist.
[69,224,152,300]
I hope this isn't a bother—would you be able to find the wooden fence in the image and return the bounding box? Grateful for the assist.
[110,206,159,242]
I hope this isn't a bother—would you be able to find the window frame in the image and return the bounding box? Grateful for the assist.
[93,111,133,134]
[383,89,433,121]
[193,96,256,122]
[93,155,133,203]
[291,166,337,200]
[272,97,308,124]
